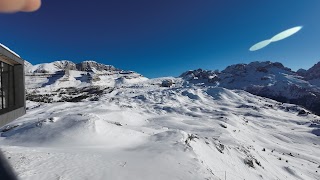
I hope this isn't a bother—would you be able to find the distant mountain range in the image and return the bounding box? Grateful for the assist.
[24,59,320,115]
[180,61,320,115]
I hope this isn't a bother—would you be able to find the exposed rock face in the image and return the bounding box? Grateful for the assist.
[161,79,174,87]
[75,61,118,72]
[54,61,77,71]
[297,69,307,77]
[180,61,320,115]
[180,69,219,83]
[222,61,292,75]
[305,62,320,80]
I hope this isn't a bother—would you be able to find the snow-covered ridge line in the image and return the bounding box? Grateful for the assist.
[24,59,148,93]
[25,60,121,74]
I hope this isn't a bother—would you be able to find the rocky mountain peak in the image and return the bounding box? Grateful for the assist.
[180,68,219,82]
[222,61,291,74]
[305,61,320,80]
[76,60,118,72]
[53,60,77,70]
[297,68,307,77]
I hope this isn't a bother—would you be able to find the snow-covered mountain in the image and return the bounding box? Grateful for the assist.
[1,53,319,180]
[24,60,178,89]
[25,60,76,73]
[181,61,320,116]
[25,60,119,74]
[23,60,148,104]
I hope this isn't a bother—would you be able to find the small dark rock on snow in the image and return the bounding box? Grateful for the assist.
[244,158,254,168]
[298,110,308,116]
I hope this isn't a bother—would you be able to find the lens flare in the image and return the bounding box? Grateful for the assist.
[270,26,303,42]
[249,26,302,51]
[249,39,272,51]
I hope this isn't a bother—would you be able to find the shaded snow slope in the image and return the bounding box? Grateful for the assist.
[1,82,320,180]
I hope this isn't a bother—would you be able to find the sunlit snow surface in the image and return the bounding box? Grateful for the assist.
[0,78,319,180]
[250,26,302,51]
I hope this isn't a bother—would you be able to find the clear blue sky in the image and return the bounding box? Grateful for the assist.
[0,0,319,78]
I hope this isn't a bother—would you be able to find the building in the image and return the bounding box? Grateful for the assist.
[0,45,25,128]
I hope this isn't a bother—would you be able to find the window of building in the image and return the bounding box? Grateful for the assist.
[0,61,15,111]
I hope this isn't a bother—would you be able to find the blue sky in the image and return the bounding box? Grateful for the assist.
[0,0,319,78]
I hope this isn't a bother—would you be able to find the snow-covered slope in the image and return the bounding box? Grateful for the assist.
[181,61,320,115]
[1,81,319,180]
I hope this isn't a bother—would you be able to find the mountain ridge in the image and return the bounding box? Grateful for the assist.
[180,61,320,115]
[25,60,120,74]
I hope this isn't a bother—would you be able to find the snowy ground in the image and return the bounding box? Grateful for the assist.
[1,80,320,180]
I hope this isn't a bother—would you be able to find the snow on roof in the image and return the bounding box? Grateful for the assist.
[0,43,21,58]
